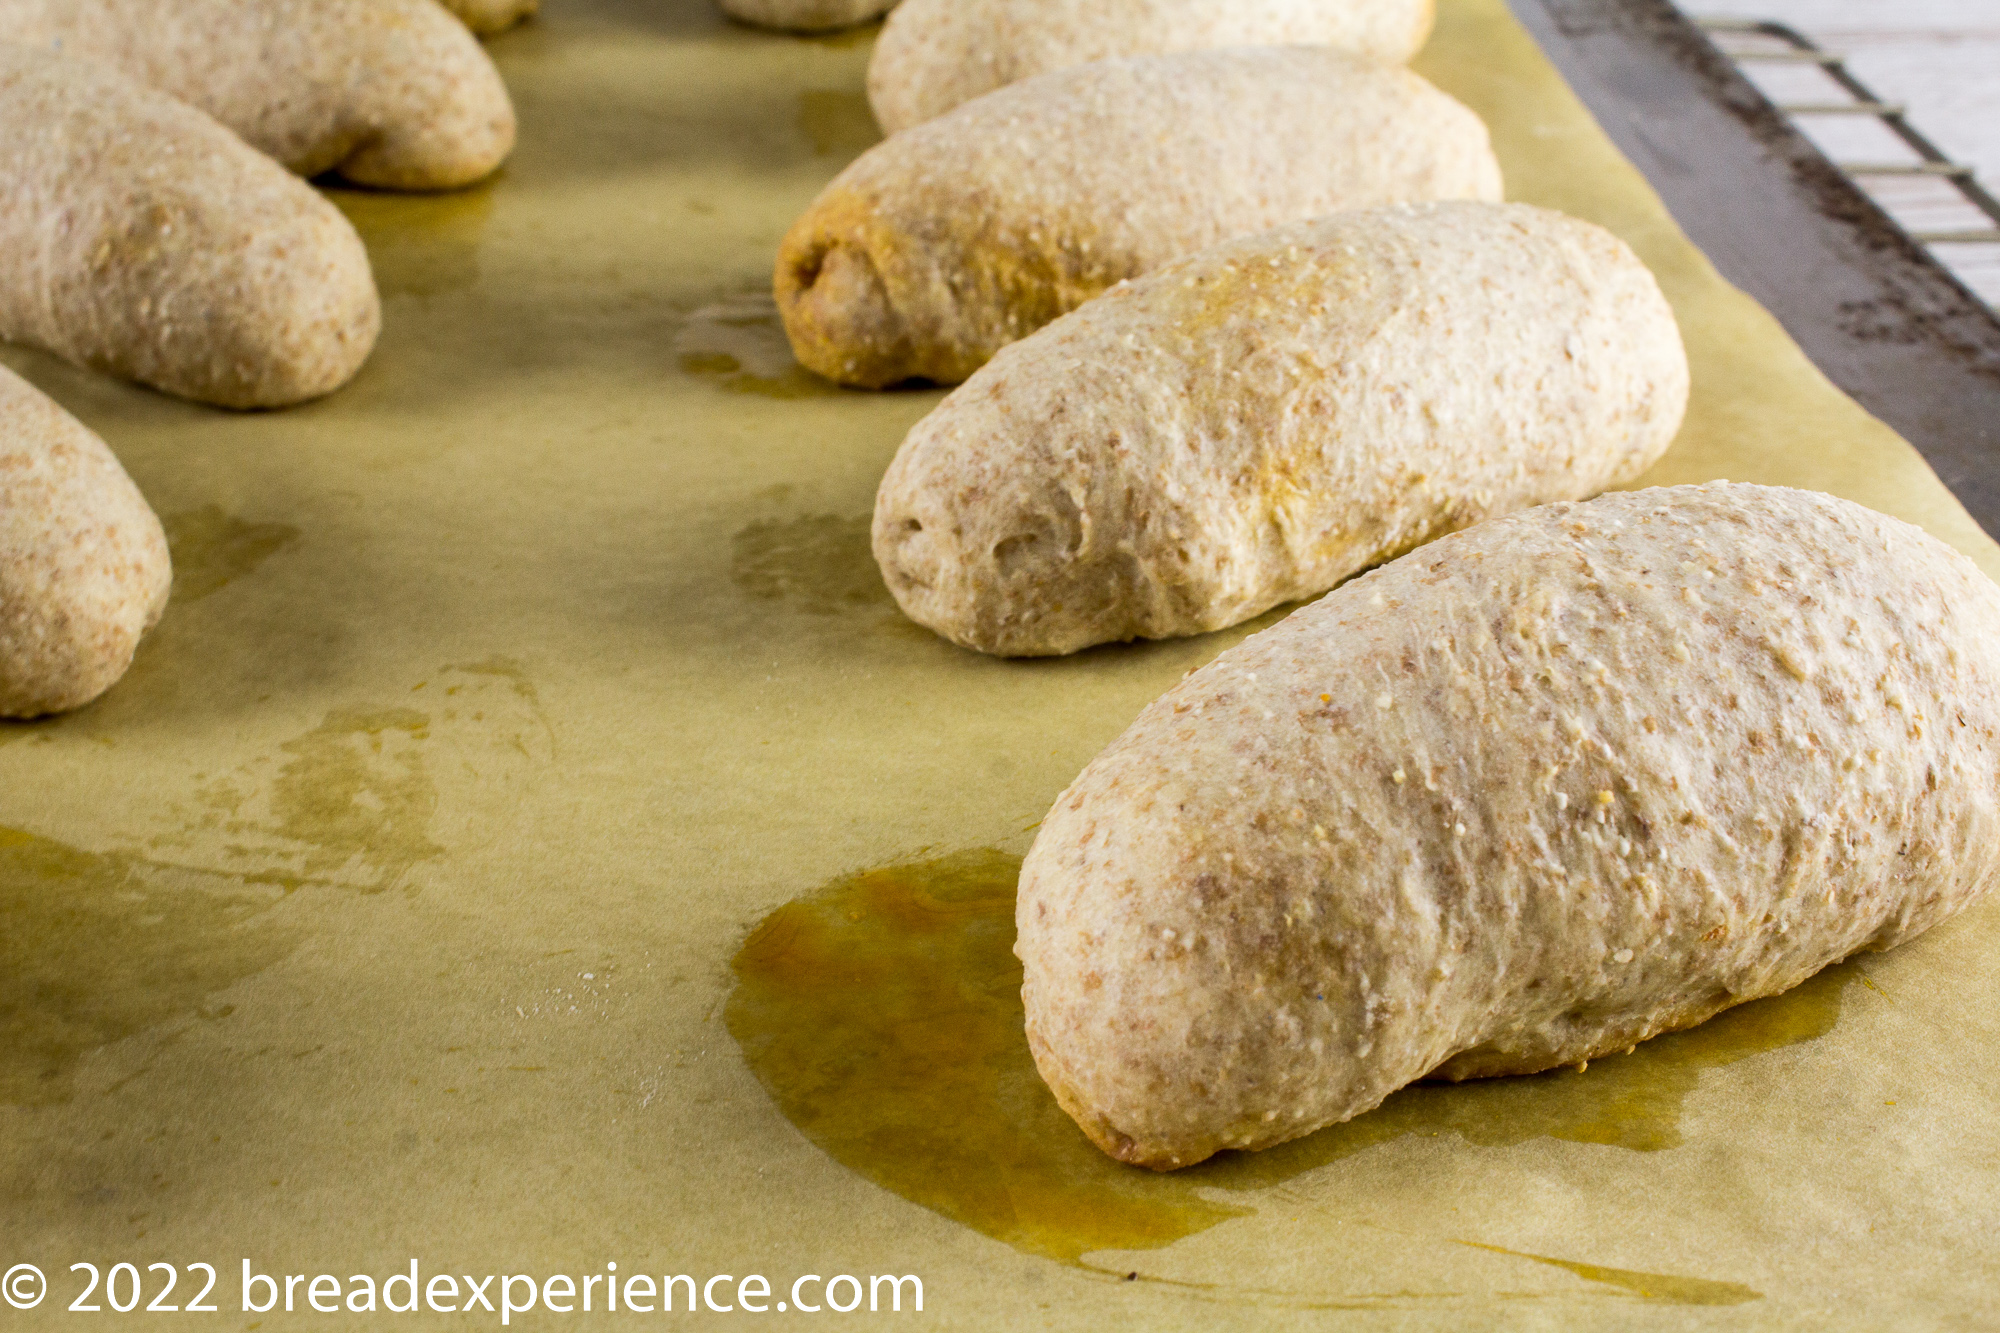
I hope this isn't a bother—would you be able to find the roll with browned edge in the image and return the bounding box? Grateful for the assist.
[720,0,897,33]
[870,0,1436,134]
[441,0,537,36]
[0,0,515,189]
[0,46,381,408]
[874,202,1686,657]
[1020,483,2000,1169]
[781,48,1502,388]
[1,365,170,718]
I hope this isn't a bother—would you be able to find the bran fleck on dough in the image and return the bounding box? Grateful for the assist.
[1018,483,2000,1169]
[719,0,897,33]
[440,0,537,37]
[0,46,381,409]
[874,202,1686,657]
[0,365,170,719]
[869,0,1436,134]
[0,0,516,189]
[782,48,1502,389]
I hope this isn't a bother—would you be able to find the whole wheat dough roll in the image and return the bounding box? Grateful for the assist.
[0,0,515,189]
[1019,483,2000,1169]
[870,0,1435,133]
[1,365,170,718]
[440,0,537,36]
[782,48,1501,388]
[720,0,897,32]
[874,202,1686,657]
[0,47,380,408]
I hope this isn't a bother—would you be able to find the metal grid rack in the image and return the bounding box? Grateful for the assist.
[1696,16,2000,308]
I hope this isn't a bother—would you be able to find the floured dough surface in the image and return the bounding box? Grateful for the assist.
[0,365,170,718]
[874,202,1686,656]
[0,0,516,188]
[870,0,1436,133]
[1019,483,2000,1169]
[0,45,381,408]
[782,48,1502,388]
[719,0,897,32]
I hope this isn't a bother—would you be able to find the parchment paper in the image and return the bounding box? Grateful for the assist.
[3,0,1995,1327]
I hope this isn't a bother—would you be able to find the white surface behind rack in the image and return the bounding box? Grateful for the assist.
[1686,0,2000,307]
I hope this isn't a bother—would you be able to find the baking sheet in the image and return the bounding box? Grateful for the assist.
[3,0,1997,1327]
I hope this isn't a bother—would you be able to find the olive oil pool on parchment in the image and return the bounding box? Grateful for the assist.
[727,850,1853,1277]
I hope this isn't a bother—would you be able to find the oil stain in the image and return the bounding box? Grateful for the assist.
[162,506,301,604]
[731,514,894,616]
[327,184,496,298]
[1457,1243,1760,1306]
[728,849,1247,1263]
[797,88,880,158]
[0,826,291,1106]
[674,293,840,399]
[269,710,444,893]
[728,850,1855,1271]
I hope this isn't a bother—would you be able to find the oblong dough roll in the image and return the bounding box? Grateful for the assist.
[874,202,1686,657]
[869,0,1436,133]
[1019,483,2000,1169]
[0,47,381,408]
[440,0,537,36]
[1,365,170,718]
[0,0,516,189]
[720,0,897,33]
[782,48,1502,388]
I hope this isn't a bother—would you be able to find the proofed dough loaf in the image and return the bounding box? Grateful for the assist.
[719,0,897,32]
[1019,483,2000,1169]
[0,46,381,408]
[874,202,1685,656]
[0,365,170,718]
[782,48,1501,388]
[0,0,516,189]
[869,0,1435,133]
[440,0,537,36]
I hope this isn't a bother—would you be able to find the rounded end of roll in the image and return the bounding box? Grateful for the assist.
[338,11,519,189]
[0,385,172,719]
[181,205,384,411]
[776,221,919,389]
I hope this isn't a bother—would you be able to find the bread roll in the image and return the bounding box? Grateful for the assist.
[440,0,536,36]
[0,0,515,189]
[1019,483,2000,1169]
[869,0,1436,133]
[0,46,380,408]
[874,202,1685,657]
[719,0,897,32]
[782,49,1501,388]
[1,365,170,718]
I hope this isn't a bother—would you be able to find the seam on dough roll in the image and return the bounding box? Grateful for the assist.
[719,0,898,33]
[1,365,170,718]
[0,0,516,189]
[873,201,1687,656]
[782,47,1502,388]
[869,0,1437,134]
[1017,482,2000,1169]
[0,46,382,408]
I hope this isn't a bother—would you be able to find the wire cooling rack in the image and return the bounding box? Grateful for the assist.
[1696,16,2000,311]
